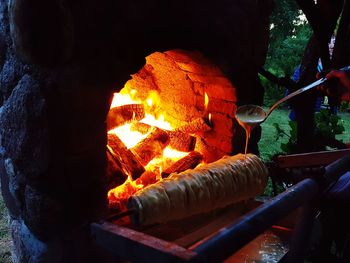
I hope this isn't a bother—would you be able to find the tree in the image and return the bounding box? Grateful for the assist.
[266,0,312,77]
[262,0,312,106]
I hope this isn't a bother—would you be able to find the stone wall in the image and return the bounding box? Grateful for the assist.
[0,0,273,262]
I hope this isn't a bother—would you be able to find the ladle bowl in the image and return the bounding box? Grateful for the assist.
[235,77,328,128]
[235,105,267,129]
[235,65,350,128]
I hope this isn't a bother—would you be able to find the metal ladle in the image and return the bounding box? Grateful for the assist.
[235,77,327,130]
[236,65,350,129]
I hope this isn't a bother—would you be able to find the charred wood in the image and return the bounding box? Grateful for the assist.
[107,104,145,130]
[130,122,196,151]
[162,151,203,177]
[138,171,158,186]
[107,133,145,180]
[131,127,170,166]
[130,122,152,134]
[106,151,126,189]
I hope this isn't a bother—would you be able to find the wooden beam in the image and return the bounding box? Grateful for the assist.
[91,222,197,263]
[275,149,350,168]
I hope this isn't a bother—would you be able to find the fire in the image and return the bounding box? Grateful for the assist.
[108,174,144,211]
[204,92,212,125]
[110,90,140,108]
[107,88,215,210]
[204,92,209,110]
[107,90,192,210]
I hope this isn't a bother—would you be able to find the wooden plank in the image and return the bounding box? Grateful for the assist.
[91,222,197,263]
[276,149,350,168]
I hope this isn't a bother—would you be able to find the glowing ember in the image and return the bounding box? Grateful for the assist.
[107,87,214,210]
[108,174,144,210]
[107,90,197,209]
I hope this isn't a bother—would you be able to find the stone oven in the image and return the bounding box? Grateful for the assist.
[0,0,273,262]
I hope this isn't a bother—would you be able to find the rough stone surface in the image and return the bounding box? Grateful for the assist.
[0,74,49,180]
[11,219,113,263]
[11,219,50,263]
[0,52,29,101]
[8,0,74,67]
[0,31,5,70]
[0,0,273,261]
[23,185,64,240]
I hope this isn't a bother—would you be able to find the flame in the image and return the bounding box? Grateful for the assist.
[204,92,212,125]
[110,91,140,108]
[107,90,194,209]
[145,91,161,110]
[108,174,144,210]
[204,92,209,110]
[142,114,172,130]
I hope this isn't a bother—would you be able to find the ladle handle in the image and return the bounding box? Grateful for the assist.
[265,65,350,119]
[266,78,327,118]
[339,65,350,72]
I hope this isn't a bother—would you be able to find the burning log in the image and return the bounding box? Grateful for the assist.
[131,122,196,152]
[107,104,145,130]
[107,133,145,180]
[138,171,158,186]
[131,127,170,166]
[168,131,196,152]
[130,122,152,134]
[175,117,211,135]
[106,151,126,189]
[162,151,203,177]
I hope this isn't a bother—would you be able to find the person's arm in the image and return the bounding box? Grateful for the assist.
[326,70,350,101]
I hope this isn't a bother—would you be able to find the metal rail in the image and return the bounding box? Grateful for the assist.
[193,153,350,262]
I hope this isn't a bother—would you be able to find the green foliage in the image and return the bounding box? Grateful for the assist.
[276,120,298,154]
[267,25,312,76]
[267,0,312,76]
[0,195,11,263]
[315,109,345,137]
[269,0,300,43]
[262,1,312,106]
[274,109,345,154]
[263,178,286,196]
[340,101,350,112]
[261,74,285,107]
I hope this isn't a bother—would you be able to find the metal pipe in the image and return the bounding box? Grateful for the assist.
[193,178,319,263]
[286,153,350,263]
[286,199,319,263]
[323,153,350,186]
[193,153,350,263]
